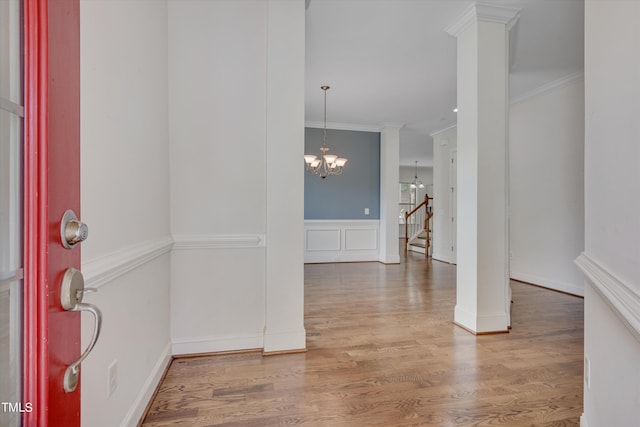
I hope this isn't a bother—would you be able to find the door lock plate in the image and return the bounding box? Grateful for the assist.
[59,267,102,393]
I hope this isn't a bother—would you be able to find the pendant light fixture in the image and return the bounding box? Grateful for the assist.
[304,85,348,179]
[410,160,425,189]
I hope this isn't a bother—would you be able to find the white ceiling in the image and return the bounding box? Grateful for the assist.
[304,0,584,167]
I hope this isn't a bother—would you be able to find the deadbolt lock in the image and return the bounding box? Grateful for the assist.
[60,209,88,249]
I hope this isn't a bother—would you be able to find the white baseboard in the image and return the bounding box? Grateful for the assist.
[454,305,509,333]
[172,333,264,356]
[510,270,584,297]
[432,252,456,264]
[121,342,172,427]
[263,328,307,353]
[379,254,400,264]
[580,413,588,427]
[305,250,380,263]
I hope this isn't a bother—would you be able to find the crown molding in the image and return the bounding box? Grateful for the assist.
[305,121,381,133]
[381,122,405,130]
[510,70,584,106]
[445,2,520,37]
[429,123,457,138]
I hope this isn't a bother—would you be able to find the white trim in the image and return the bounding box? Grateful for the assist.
[432,254,456,265]
[0,97,24,117]
[305,250,380,264]
[445,2,520,37]
[380,122,404,130]
[172,333,264,356]
[304,219,380,224]
[263,328,307,353]
[454,305,509,333]
[510,71,584,106]
[510,271,584,297]
[0,268,23,287]
[172,234,266,249]
[429,123,457,138]
[121,342,172,427]
[304,220,380,263]
[580,413,588,427]
[82,236,173,289]
[379,254,401,264]
[305,120,381,133]
[575,252,640,342]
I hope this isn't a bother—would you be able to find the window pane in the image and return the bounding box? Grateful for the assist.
[0,280,22,427]
[0,2,22,423]
[0,109,22,274]
[0,0,22,105]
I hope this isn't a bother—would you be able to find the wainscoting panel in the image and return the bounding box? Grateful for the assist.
[345,228,378,251]
[306,229,341,251]
[304,220,379,263]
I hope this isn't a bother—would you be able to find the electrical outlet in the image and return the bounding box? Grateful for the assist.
[364,208,370,215]
[108,359,118,397]
[584,355,591,389]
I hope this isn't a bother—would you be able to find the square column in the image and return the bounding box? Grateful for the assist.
[264,0,306,352]
[446,3,519,333]
[379,125,401,264]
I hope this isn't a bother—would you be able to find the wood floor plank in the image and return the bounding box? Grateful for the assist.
[141,249,583,426]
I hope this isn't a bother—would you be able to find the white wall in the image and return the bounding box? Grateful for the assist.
[168,0,267,354]
[431,126,457,263]
[509,77,585,296]
[80,1,172,426]
[580,1,640,426]
[168,0,305,354]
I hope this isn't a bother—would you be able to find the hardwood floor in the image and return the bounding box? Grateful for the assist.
[141,250,584,426]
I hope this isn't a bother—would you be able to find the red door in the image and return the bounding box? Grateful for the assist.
[23,0,82,426]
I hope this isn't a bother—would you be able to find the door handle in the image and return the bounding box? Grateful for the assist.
[60,267,102,393]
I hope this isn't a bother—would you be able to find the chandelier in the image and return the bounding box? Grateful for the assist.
[410,160,424,189]
[304,85,347,178]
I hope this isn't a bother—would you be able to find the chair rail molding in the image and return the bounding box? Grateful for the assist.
[172,234,266,250]
[82,235,174,289]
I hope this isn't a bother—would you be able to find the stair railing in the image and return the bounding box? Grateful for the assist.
[404,193,433,253]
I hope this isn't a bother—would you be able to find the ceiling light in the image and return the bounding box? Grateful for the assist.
[411,160,424,189]
[304,86,348,179]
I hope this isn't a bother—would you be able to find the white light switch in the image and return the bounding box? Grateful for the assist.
[364,208,370,215]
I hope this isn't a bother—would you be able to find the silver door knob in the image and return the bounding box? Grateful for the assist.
[60,209,88,249]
